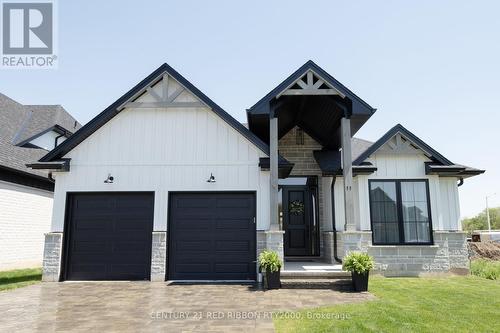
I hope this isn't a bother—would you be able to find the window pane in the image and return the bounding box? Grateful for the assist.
[401,181,431,243]
[370,181,399,244]
[386,222,400,243]
[373,223,385,243]
[401,182,414,202]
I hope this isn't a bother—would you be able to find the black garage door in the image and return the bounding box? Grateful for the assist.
[64,192,154,281]
[168,192,256,281]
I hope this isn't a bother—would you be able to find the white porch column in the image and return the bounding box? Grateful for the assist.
[266,111,284,262]
[341,117,356,231]
[269,114,279,231]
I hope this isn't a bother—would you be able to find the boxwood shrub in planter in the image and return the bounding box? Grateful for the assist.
[342,252,374,292]
[258,250,282,289]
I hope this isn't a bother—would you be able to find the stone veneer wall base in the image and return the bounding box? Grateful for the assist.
[151,231,167,282]
[42,232,63,282]
[337,231,469,276]
[263,230,285,264]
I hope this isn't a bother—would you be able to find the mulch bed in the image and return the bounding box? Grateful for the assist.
[469,241,500,261]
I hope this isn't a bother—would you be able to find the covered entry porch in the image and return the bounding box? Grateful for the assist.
[247,61,376,263]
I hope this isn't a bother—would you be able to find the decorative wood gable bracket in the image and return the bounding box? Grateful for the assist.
[377,133,431,157]
[277,70,346,98]
[122,73,206,109]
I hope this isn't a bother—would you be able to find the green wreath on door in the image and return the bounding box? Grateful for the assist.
[289,200,305,215]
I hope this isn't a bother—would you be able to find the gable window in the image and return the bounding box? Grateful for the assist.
[369,180,432,245]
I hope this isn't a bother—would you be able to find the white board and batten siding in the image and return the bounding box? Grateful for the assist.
[50,78,270,232]
[333,152,462,232]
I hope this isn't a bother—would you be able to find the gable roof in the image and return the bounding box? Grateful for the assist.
[0,93,80,178]
[40,63,273,162]
[247,60,376,117]
[352,124,454,166]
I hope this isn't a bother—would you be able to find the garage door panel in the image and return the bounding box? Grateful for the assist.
[112,241,151,253]
[114,218,153,231]
[71,241,107,254]
[69,263,107,274]
[174,218,212,230]
[115,198,154,210]
[169,193,256,281]
[215,219,251,229]
[175,240,211,252]
[74,198,111,211]
[65,193,154,281]
[174,196,213,208]
[216,208,253,219]
[72,217,111,231]
[215,240,250,252]
[216,197,251,208]
[215,263,251,273]
[175,263,211,273]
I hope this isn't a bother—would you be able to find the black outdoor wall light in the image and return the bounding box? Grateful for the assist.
[206,173,216,183]
[104,173,114,183]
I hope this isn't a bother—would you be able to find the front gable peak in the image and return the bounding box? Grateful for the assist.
[376,132,428,157]
[120,72,206,110]
[39,63,272,162]
[353,124,453,166]
[277,70,346,98]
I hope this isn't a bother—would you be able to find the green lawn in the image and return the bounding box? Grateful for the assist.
[0,268,42,292]
[274,276,500,333]
[471,259,500,280]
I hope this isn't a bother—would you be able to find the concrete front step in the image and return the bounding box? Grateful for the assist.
[281,271,351,279]
[281,278,353,290]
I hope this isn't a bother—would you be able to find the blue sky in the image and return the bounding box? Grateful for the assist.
[2,0,499,217]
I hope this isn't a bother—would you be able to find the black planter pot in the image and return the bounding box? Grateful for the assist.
[351,271,369,292]
[265,270,281,289]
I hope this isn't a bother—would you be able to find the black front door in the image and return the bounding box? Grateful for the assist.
[282,186,313,256]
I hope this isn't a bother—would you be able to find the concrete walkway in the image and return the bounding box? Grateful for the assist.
[0,282,374,332]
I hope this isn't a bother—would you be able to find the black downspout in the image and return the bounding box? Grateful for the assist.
[331,177,342,263]
[54,133,65,148]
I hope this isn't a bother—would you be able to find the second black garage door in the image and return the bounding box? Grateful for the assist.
[168,192,256,281]
[64,192,154,281]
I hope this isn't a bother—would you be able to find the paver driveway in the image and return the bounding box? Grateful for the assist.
[0,282,374,332]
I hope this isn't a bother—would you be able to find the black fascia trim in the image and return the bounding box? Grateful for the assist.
[26,158,70,171]
[40,63,271,162]
[368,179,434,246]
[425,163,465,175]
[0,165,54,191]
[353,124,454,166]
[247,60,376,116]
[353,165,378,175]
[425,163,485,177]
[460,169,486,176]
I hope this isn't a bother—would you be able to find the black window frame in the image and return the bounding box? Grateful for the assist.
[368,179,434,246]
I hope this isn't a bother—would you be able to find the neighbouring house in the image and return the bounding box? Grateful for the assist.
[30,61,484,282]
[0,93,81,270]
